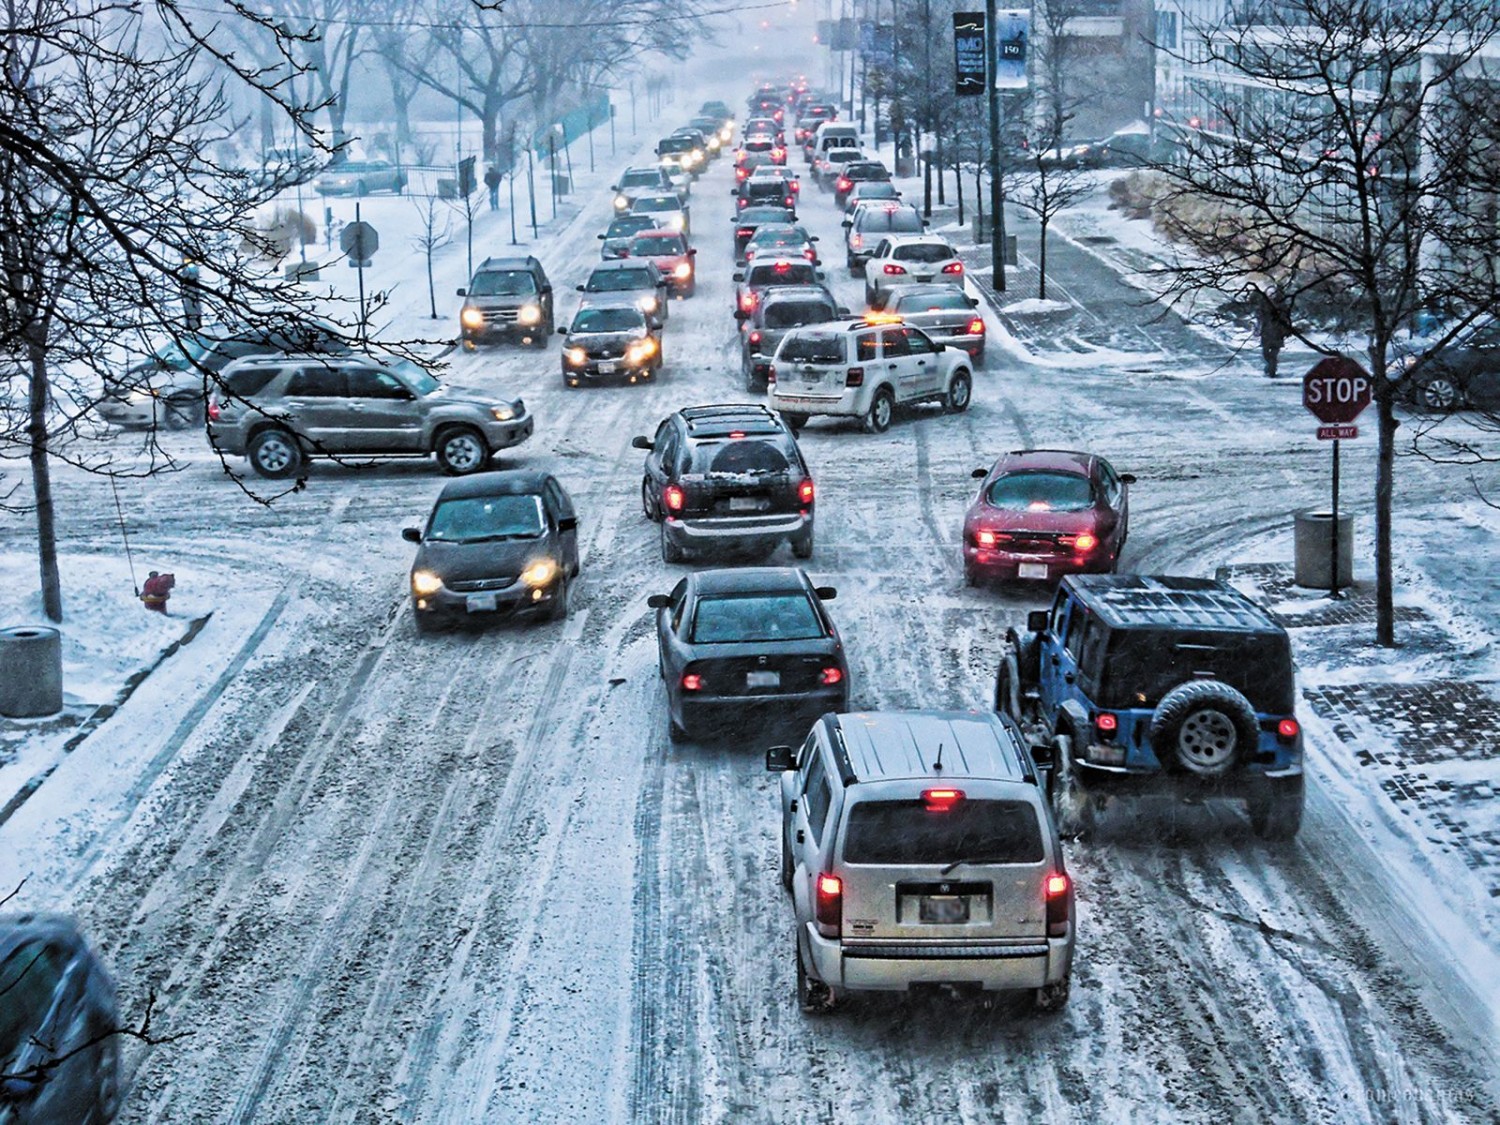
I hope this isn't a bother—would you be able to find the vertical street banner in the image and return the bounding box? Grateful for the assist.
[953,13,986,96]
[995,8,1030,89]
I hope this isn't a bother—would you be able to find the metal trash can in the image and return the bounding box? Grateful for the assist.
[1293,510,1354,589]
[0,625,63,717]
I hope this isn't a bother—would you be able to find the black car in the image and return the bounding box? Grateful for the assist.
[633,403,816,563]
[739,285,843,390]
[0,914,121,1124]
[611,165,676,214]
[1397,318,1500,411]
[833,160,890,208]
[647,566,849,743]
[558,302,663,386]
[598,214,660,259]
[403,471,579,631]
[733,204,798,261]
[732,177,798,212]
[577,260,670,324]
[733,258,825,317]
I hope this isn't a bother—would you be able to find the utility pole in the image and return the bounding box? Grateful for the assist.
[985,0,1008,291]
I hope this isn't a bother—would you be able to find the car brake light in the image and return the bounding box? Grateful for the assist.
[207,401,221,421]
[766,366,776,383]
[748,331,762,346]
[773,148,785,160]
[1046,873,1069,898]
[737,228,754,238]
[798,478,815,504]
[1095,711,1118,737]
[837,177,851,191]
[773,261,791,273]
[682,672,702,691]
[1277,718,1300,740]
[815,873,842,931]
[819,666,842,685]
[664,484,685,512]
[966,317,985,335]
[1045,871,1070,936]
[738,197,747,208]
[1073,532,1098,553]
[942,262,965,274]
[922,788,964,811]
[728,430,746,439]
[784,196,794,207]
[883,263,907,275]
[975,529,997,547]
[845,366,864,387]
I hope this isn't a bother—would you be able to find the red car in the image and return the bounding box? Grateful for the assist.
[624,230,697,298]
[963,450,1134,585]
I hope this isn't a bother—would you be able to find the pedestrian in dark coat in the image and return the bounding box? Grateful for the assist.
[484,164,502,211]
[1253,284,1291,378]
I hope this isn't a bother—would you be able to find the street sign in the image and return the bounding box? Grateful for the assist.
[1317,425,1357,440]
[994,9,1030,89]
[340,220,378,262]
[953,13,986,96]
[1303,356,1372,425]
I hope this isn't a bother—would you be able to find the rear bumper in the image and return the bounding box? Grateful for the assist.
[664,511,811,549]
[963,546,1102,580]
[805,925,1072,992]
[768,391,861,419]
[1074,759,1303,795]
[679,691,843,737]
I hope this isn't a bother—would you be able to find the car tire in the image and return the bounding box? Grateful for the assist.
[660,520,686,563]
[863,387,894,433]
[545,579,569,622]
[795,933,838,1014]
[781,412,808,435]
[1247,773,1304,840]
[1417,374,1462,411]
[642,478,659,521]
[1034,974,1071,1013]
[434,426,490,476]
[668,710,690,744]
[1150,680,1258,779]
[780,838,794,894]
[1049,732,1096,839]
[247,428,303,479]
[414,609,441,635]
[93,1033,121,1122]
[945,369,972,413]
[994,647,1023,723]
[792,527,814,559]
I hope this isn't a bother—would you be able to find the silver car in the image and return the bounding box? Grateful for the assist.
[313,159,406,196]
[863,235,966,309]
[766,710,1075,1014]
[206,354,532,478]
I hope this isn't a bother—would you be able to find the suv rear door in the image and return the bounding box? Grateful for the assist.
[281,363,350,449]
[773,330,849,399]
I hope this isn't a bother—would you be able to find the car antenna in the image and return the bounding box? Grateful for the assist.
[932,742,944,772]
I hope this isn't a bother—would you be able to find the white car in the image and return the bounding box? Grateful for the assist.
[767,319,974,433]
[863,235,966,309]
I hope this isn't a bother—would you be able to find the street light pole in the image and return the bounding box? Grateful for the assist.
[985,0,1008,291]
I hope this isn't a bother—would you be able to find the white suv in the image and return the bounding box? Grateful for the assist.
[864,235,965,309]
[767,320,973,433]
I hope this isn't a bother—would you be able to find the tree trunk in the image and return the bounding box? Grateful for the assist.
[27,343,62,623]
[391,85,413,153]
[1374,384,1397,645]
[955,159,964,225]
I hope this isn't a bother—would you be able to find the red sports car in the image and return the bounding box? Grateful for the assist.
[963,450,1134,585]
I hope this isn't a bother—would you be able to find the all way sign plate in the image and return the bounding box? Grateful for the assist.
[1317,425,1357,440]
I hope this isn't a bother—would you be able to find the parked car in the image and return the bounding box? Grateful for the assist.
[558,302,663,386]
[403,470,578,631]
[622,230,698,298]
[598,214,661,259]
[313,159,406,195]
[843,203,927,274]
[996,575,1305,839]
[863,236,965,308]
[879,286,986,361]
[963,449,1133,585]
[576,259,670,324]
[648,567,848,743]
[0,914,121,1123]
[833,160,890,208]
[767,320,973,433]
[633,403,816,563]
[628,192,691,235]
[456,255,554,348]
[1394,318,1500,411]
[733,204,798,261]
[739,285,844,390]
[206,353,532,477]
[733,258,824,317]
[612,166,676,213]
[766,710,1075,1014]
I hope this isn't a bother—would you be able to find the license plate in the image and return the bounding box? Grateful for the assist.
[920,895,970,924]
[729,496,764,511]
[746,670,780,688]
[1018,563,1049,580]
[466,593,498,612]
[598,361,618,374]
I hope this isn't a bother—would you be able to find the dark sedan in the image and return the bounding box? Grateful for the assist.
[403,471,579,630]
[1396,318,1500,411]
[733,204,798,262]
[648,567,849,743]
[558,303,663,386]
[597,214,660,259]
[963,449,1134,585]
[0,914,121,1124]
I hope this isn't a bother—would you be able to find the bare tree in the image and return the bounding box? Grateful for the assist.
[1150,0,1500,644]
[410,195,453,320]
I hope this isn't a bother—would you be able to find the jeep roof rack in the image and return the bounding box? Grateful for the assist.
[834,711,1026,784]
[1067,575,1280,632]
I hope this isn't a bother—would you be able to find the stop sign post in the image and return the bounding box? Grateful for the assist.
[1302,356,1372,598]
[339,203,379,342]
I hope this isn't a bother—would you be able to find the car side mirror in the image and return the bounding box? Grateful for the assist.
[729,189,737,195]
[556,326,568,335]
[688,248,697,255]
[541,284,552,294]
[1120,473,1137,484]
[401,527,421,543]
[646,593,671,608]
[1028,742,1056,773]
[837,306,850,316]
[456,288,467,297]
[811,235,820,242]
[576,284,586,292]
[556,516,578,532]
[971,468,988,479]
[597,233,606,240]
[631,435,653,450]
[733,272,745,282]
[814,586,837,600]
[969,296,980,307]
[1027,610,1049,633]
[841,219,852,228]
[812,257,822,266]
[922,219,930,227]
[766,745,795,772]
[610,184,618,191]
[733,309,748,322]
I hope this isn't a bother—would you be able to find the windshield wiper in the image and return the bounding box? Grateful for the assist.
[939,855,1016,875]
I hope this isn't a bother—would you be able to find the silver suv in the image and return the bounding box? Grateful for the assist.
[766,710,1075,1014]
[207,354,532,478]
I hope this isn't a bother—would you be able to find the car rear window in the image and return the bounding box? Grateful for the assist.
[864,210,924,234]
[827,150,863,165]
[1100,631,1295,713]
[893,291,970,312]
[763,300,837,329]
[750,263,816,286]
[985,471,1094,511]
[688,436,794,475]
[690,592,825,643]
[893,243,955,263]
[468,270,536,297]
[779,332,846,364]
[843,799,1044,865]
[744,139,774,153]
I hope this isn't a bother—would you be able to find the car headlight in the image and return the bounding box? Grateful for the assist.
[491,403,516,422]
[673,262,692,279]
[518,303,542,326]
[637,295,659,313]
[670,214,686,232]
[460,307,485,329]
[628,338,657,364]
[411,570,444,596]
[614,194,630,210]
[720,127,733,141]
[520,558,559,587]
[566,346,588,366]
[707,137,721,151]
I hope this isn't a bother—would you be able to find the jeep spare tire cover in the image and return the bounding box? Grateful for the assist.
[1149,680,1258,778]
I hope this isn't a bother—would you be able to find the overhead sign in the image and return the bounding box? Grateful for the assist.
[340,220,378,263]
[954,13,986,96]
[1303,356,1372,425]
[995,9,1030,89]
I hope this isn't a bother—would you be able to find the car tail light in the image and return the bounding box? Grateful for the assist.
[766,365,776,384]
[883,263,907,275]
[837,177,851,192]
[815,873,842,933]
[773,147,785,160]
[804,247,816,260]
[790,180,800,192]
[1073,532,1098,553]
[784,196,794,208]
[798,478,815,504]
[207,400,221,421]
[922,788,964,811]
[681,672,703,691]
[1095,711,1118,738]
[740,292,754,311]
[1277,717,1300,741]
[966,317,985,335]
[845,366,864,387]
[748,330,762,347]
[737,227,754,239]
[819,666,842,685]
[663,484,685,512]
[773,260,792,274]
[974,529,997,547]
[942,262,965,275]
[737,197,748,209]
[1045,872,1071,936]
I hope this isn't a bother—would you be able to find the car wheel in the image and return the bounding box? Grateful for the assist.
[545,578,569,622]
[1247,773,1304,840]
[945,369,972,413]
[247,428,303,479]
[781,412,807,435]
[660,520,686,563]
[792,527,814,559]
[1049,733,1095,839]
[642,479,660,521]
[863,387,894,434]
[414,609,441,635]
[93,1034,121,1122]
[780,838,794,893]
[994,647,1023,723]
[668,710,690,744]
[435,426,489,476]
[1034,974,1071,1013]
[1418,374,1463,411]
[1149,680,1258,779]
[795,932,838,1014]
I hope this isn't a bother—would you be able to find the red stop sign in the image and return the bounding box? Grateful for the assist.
[1303,356,1372,424]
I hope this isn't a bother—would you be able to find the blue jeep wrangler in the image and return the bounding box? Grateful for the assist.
[997,575,1304,840]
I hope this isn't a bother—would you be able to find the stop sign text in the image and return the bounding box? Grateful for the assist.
[1303,356,1372,425]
